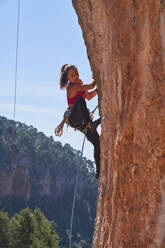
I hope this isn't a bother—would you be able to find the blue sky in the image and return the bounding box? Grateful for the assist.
[0,0,100,160]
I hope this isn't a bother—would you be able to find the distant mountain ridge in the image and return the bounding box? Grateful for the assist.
[0,116,98,248]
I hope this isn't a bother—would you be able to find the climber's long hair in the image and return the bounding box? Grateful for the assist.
[59,64,78,89]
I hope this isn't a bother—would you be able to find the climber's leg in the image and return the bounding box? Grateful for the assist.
[85,128,100,177]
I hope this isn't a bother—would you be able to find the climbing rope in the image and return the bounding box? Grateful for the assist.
[54,105,98,246]
[10,0,21,220]
[8,1,21,248]
[69,128,87,248]
[13,0,21,122]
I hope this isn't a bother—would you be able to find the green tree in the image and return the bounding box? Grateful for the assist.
[9,208,34,248]
[30,208,59,248]
[9,208,59,248]
[0,210,9,248]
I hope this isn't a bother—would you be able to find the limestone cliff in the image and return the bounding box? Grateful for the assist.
[72,1,165,247]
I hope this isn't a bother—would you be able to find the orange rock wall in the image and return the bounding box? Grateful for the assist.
[72,1,165,247]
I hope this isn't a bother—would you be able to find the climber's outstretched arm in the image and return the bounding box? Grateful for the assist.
[86,89,98,100]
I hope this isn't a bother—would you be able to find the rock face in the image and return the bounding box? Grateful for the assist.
[72,1,165,247]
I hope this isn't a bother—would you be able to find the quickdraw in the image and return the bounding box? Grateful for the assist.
[89,105,98,120]
[54,119,65,137]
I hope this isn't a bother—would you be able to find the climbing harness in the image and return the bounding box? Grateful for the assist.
[54,105,98,137]
[69,128,87,248]
[63,107,72,126]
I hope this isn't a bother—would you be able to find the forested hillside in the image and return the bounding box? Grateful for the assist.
[0,116,98,248]
[0,208,60,248]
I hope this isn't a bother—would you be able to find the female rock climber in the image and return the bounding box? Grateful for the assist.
[59,64,101,178]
